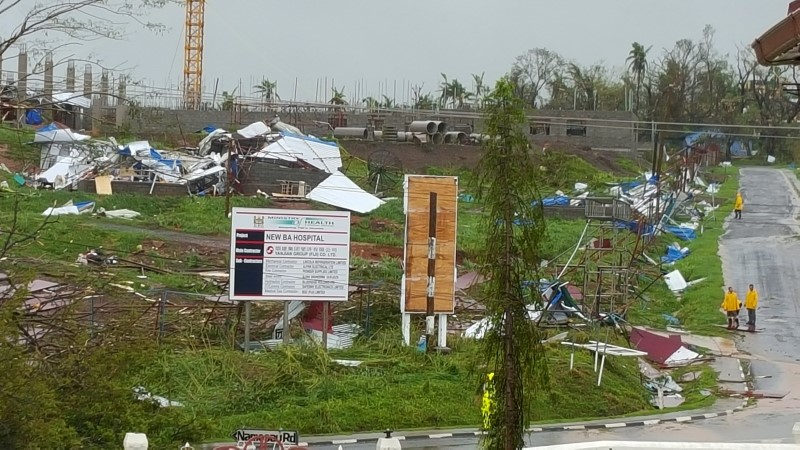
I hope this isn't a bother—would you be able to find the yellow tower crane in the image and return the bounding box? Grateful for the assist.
[183,0,205,110]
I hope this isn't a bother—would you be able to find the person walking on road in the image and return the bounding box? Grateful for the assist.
[745,284,759,332]
[721,286,742,329]
[734,191,744,219]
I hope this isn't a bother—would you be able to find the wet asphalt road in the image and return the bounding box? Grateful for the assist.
[207,168,800,449]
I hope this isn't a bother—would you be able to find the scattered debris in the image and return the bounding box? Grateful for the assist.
[42,200,95,216]
[630,327,702,367]
[133,386,184,408]
[97,207,141,219]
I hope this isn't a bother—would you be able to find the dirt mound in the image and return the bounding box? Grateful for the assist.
[342,140,642,176]
[350,242,403,261]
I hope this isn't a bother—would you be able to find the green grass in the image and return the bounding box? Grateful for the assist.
[138,332,653,442]
[628,167,739,334]
[534,152,616,192]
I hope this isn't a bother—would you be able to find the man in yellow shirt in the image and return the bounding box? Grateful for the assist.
[721,286,742,329]
[734,192,743,220]
[745,284,759,332]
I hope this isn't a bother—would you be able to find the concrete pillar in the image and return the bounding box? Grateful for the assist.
[66,61,75,92]
[83,64,92,98]
[793,422,800,444]
[82,64,93,130]
[44,53,53,99]
[17,45,27,101]
[117,74,126,103]
[115,75,128,127]
[100,70,109,107]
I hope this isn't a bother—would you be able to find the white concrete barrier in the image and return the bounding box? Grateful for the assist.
[528,443,800,449]
[122,432,148,450]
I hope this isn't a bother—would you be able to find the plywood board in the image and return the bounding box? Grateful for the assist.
[94,175,113,195]
[402,175,458,314]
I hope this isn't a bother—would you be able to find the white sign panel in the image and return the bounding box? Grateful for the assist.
[229,208,351,301]
[231,429,299,445]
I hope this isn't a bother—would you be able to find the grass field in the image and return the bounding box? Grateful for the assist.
[628,166,739,335]
[140,331,656,441]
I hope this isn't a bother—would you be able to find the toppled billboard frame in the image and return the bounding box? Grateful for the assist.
[400,175,458,314]
[229,208,351,302]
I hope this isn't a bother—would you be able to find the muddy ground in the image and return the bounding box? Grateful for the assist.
[342,140,640,175]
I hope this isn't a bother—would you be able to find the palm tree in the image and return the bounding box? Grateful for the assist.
[253,78,279,102]
[220,87,238,111]
[362,96,379,109]
[329,87,348,106]
[438,73,452,108]
[381,95,395,109]
[415,93,435,110]
[471,72,486,106]
[449,79,472,109]
[627,42,651,113]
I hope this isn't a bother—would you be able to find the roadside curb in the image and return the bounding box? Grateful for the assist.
[294,400,751,447]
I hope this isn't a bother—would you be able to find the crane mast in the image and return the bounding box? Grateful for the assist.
[183,0,205,110]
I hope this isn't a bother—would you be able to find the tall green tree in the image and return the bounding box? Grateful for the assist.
[627,42,651,113]
[475,78,548,450]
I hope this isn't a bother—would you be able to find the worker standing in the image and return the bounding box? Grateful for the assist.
[734,191,743,219]
[721,286,742,329]
[745,284,759,332]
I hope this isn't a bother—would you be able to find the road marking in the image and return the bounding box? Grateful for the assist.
[331,439,358,444]
[428,433,453,439]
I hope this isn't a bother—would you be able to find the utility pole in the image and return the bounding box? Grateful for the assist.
[225,141,232,217]
[651,121,658,175]
[425,192,438,353]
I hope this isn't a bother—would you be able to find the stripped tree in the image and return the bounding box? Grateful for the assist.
[476,77,549,450]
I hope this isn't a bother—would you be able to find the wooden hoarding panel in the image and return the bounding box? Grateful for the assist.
[403,175,458,314]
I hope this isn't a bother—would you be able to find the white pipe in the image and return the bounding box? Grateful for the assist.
[557,219,591,279]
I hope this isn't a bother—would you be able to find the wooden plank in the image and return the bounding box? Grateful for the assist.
[403,176,458,314]
[94,175,113,195]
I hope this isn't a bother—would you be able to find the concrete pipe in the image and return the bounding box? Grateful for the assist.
[444,131,467,144]
[333,127,368,139]
[432,121,448,134]
[408,120,436,134]
[396,131,410,142]
[431,132,444,145]
[374,130,383,139]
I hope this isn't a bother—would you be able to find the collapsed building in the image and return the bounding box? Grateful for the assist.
[23,117,385,214]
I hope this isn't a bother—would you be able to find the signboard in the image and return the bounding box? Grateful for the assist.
[229,208,351,301]
[231,429,299,445]
[401,175,458,314]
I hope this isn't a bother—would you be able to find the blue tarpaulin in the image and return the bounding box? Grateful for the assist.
[459,194,475,203]
[664,226,696,241]
[25,109,43,125]
[661,246,690,263]
[684,131,725,147]
[615,220,655,236]
[201,125,218,134]
[618,181,642,193]
[729,140,751,157]
[37,122,60,132]
[533,195,570,207]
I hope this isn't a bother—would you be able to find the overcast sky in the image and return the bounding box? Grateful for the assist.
[1,0,793,103]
